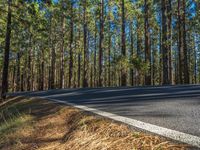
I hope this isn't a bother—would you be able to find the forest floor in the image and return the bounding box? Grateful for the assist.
[0,96,190,150]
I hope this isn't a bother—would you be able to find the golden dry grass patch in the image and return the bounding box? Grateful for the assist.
[0,97,189,150]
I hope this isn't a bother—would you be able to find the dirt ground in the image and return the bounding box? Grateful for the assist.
[0,96,189,150]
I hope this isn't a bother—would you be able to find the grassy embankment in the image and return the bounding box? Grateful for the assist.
[0,96,188,150]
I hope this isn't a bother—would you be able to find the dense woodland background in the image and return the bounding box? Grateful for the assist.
[0,0,200,98]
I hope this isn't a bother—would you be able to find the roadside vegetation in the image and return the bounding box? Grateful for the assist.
[0,96,188,150]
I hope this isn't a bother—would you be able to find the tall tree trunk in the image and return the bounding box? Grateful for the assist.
[98,0,104,87]
[1,0,12,99]
[175,43,179,84]
[194,35,197,84]
[83,0,88,87]
[93,21,97,87]
[21,74,24,92]
[108,4,111,87]
[39,48,44,90]
[162,0,170,85]
[77,9,81,88]
[167,0,173,84]
[182,0,189,84]
[159,21,162,85]
[16,52,21,92]
[60,13,65,89]
[73,38,77,88]
[178,0,184,84]
[90,63,93,87]
[78,51,81,87]
[144,0,151,85]
[121,0,126,86]
[152,37,156,86]
[68,2,74,88]
[136,21,141,86]
[12,63,15,92]
[130,23,134,86]
[50,46,55,89]
[27,34,32,91]
[50,15,55,89]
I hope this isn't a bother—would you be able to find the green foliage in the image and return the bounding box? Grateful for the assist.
[130,55,150,74]
[0,0,199,89]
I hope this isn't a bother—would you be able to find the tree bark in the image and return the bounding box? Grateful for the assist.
[136,21,141,86]
[98,0,104,87]
[50,15,55,89]
[1,0,12,99]
[167,0,173,84]
[159,20,162,85]
[130,23,134,86]
[12,63,15,92]
[94,21,97,87]
[108,4,111,87]
[182,0,189,84]
[68,1,74,88]
[144,0,151,85]
[27,34,32,91]
[83,0,88,87]
[121,0,127,86]
[162,0,170,85]
[16,52,21,92]
[60,12,65,89]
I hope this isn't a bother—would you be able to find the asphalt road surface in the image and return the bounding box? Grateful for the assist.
[12,85,200,138]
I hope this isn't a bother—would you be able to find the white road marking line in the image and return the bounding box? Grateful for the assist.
[38,97,200,148]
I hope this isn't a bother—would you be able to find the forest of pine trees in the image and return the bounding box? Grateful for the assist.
[0,0,200,99]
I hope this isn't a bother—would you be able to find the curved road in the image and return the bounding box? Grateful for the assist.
[13,85,200,143]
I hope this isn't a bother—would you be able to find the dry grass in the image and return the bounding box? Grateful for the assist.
[0,96,190,150]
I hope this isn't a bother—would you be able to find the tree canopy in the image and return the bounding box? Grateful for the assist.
[0,0,200,98]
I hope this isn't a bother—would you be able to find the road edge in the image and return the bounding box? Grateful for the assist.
[37,97,200,149]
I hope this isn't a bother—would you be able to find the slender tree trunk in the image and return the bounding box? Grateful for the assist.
[175,43,179,84]
[39,48,44,90]
[31,47,34,90]
[12,64,15,92]
[152,38,156,86]
[1,0,12,99]
[27,34,32,91]
[77,10,81,88]
[136,21,141,86]
[41,49,45,90]
[178,0,184,84]
[16,52,21,92]
[167,0,173,84]
[94,21,97,87]
[21,73,24,92]
[98,0,104,87]
[144,0,151,85]
[121,0,126,86]
[162,0,170,85]
[73,38,77,88]
[38,58,41,90]
[182,0,189,84]
[108,5,111,87]
[83,0,88,87]
[50,46,56,89]
[90,63,93,87]
[194,35,197,84]
[130,23,134,86]
[78,52,81,87]
[50,15,55,89]
[69,2,74,88]
[60,13,65,89]
[159,22,162,85]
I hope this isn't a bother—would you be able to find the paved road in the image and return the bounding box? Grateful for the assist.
[12,85,200,138]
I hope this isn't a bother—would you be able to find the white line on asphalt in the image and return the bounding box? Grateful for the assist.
[38,97,200,148]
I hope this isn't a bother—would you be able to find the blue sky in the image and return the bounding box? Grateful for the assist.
[53,0,58,3]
